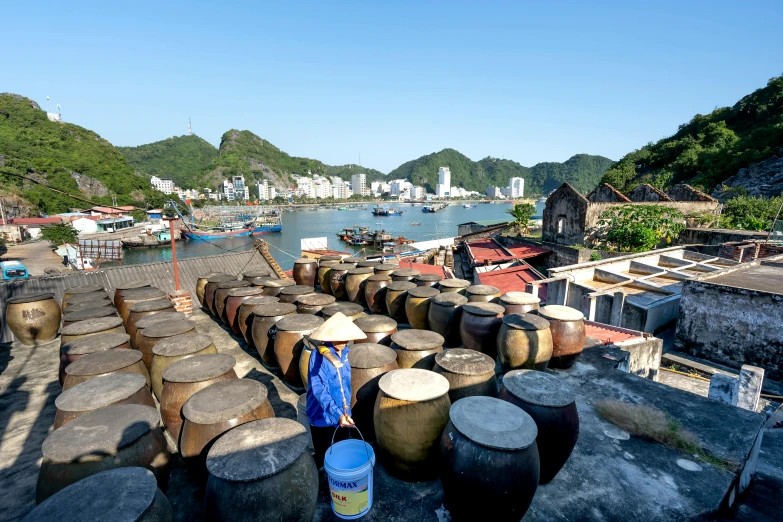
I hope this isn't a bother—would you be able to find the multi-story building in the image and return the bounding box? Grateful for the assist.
[221,180,236,201]
[312,177,332,199]
[486,186,502,198]
[509,177,525,198]
[413,186,425,200]
[258,179,274,201]
[231,176,248,200]
[150,176,175,195]
[390,179,412,198]
[436,167,451,198]
[351,173,367,196]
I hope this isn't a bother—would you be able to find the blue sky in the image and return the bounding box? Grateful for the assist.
[3,1,782,173]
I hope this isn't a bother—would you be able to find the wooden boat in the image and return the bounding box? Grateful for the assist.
[181,227,252,240]
[122,230,178,249]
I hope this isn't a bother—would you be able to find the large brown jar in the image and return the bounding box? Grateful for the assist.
[59,332,130,386]
[316,260,340,295]
[260,279,295,297]
[242,269,271,281]
[272,314,323,388]
[205,419,318,522]
[250,303,297,368]
[295,293,335,315]
[354,315,398,346]
[62,349,150,391]
[237,296,280,346]
[536,305,586,369]
[118,288,167,324]
[203,274,236,315]
[196,272,224,305]
[497,313,553,372]
[278,284,315,304]
[364,274,391,314]
[133,312,187,351]
[321,302,364,320]
[37,404,170,503]
[214,280,251,324]
[465,284,501,303]
[53,373,155,429]
[405,286,439,329]
[160,354,238,443]
[6,293,61,345]
[292,258,318,287]
[391,268,420,282]
[150,333,217,399]
[126,299,176,343]
[345,267,374,304]
[391,329,444,369]
[433,349,497,402]
[498,370,579,484]
[438,278,470,294]
[374,369,451,480]
[373,263,399,277]
[137,320,198,370]
[342,256,363,265]
[63,284,105,303]
[60,316,125,344]
[459,303,505,358]
[224,287,266,335]
[385,281,416,323]
[499,292,540,315]
[113,280,151,308]
[415,273,442,287]
[328,263,355,300]
[428,292,468,348]
[347,343,399,441]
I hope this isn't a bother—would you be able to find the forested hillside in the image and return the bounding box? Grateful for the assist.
[118,135,218,189]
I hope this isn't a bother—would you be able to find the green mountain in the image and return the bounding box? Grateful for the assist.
[601,75,783,193]
[0,93,164,214]
[118,134,218,189]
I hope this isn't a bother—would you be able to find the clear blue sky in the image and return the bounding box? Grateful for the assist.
[3,1,782,173]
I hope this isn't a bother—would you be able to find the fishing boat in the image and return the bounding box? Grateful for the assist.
[372,206,404,216]
[122,229,177,248]
[248,211,283,234]
[422,203,448,213]
[411,222,422,226]
[463,204,475,209]
[181,227,252,240]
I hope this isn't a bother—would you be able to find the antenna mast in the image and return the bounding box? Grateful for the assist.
[188,118,193,136]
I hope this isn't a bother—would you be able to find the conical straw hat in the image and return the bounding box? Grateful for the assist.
[309,312,367,342]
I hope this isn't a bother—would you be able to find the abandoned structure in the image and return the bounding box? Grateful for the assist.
[542,182,721,246]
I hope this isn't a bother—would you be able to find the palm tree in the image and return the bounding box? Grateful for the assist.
[506,203,536,234]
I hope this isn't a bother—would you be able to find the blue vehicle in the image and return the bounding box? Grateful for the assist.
[1,260,29,280]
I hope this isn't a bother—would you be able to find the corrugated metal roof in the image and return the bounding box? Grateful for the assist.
[0,249,275,342]
[467,238,550,265]
[476,262,547,302]
[585,321,642,344]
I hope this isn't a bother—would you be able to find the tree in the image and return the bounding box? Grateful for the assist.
[598,205,685,252]
[41,223,79,246]
[130,209,147,223]
[506,203,536,234]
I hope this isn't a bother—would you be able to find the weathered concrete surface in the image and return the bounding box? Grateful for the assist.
[2,241,63,276]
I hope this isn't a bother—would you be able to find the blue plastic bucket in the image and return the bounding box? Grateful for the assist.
[324,429,376,520]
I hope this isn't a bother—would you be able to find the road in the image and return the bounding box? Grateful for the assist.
[1,241,64,276]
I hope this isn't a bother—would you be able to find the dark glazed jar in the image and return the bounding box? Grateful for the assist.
[317,260,340,295]
[150,333,217,399]
[278,284,315,304]
[60,316,125,345]
[433,349,497,402]
[205,419,318,522]
[427,293,468,348]
[203,274,236,315]
[196,272,224,305]
[385,281,416,323]
[390,329,444,369]
[364,274,391,314]
[59,333,131,386]
[224,287,266,335]
[62,348,150,391]
[237,296,280,347]
[465,284,501,303]
[295,293,336,315]
[439,396,540,521]
[497,313,553,372]
[250,303,298,368]
[214,280,251,324]
[321,302,364,321]
[292,258,318,287]
[345,266,374,305]
[261,279,295,297]
[112,280,150,309]
[536,305,586,369]
[459,303,505,358]
[404,286,440,330]
[498,370,579,484]
[499,291,540,315]
[437,278,470,294]
[391,268,420,282]
[415,273,443,287]
[273,314,324,388]
[328,263,355,301]
[347,343,399,442]
[6,293,61,345]
[126,299,176,344]
[353,315,398,346]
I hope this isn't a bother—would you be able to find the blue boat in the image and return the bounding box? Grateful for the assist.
[251,223,283,234]
[181,227,253,240]
[249,213,283,235]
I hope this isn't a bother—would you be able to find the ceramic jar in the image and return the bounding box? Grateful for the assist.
[137,320,198,370]
[214,280,251,324]
[496,313,553,372]
[415,273,442,287]
[150,333,217,399]
[278,285,315,304]
[320,302,364,321]
[364,274,391,314]
[404,286,439,329]
[437,278,470,294]
[6,293,61,345]
[237,296,280,347]
[58,332,131,386]
[328,263,355,300]
[536,305,586,369]
[250,303,298,368]
[390,329,444,369]
[62,348,150,391]
[295,293,336,315]
[391,268,419,282]
[261,279,296,297]
[272,314,324,388]
[459,303,505,358]
[125,300,176,344]
[292,258,318,287]
[196,272,224,305]
[224,287,266,335]
[385,281,416,323]
[499,292,540,315]
[427,293,468,348]
[433,349,497,402]
[112,280,151,309]
[316,260,340,295]
[373,263,399,277]
[465,284,501,303]
[60,316,125,345]
[203,274,237,315]
[345,267,374,304]
[347,343,399,441]
[353,315,398,346]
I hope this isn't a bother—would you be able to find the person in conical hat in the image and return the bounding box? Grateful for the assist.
[305,312,367,468]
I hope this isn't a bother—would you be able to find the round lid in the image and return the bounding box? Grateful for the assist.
[438,278,471,289]
[416,274,443,282]
[135,312,186,329]
[65,349,143,376]
[61,316,124,336]
[279,285,315,295]
[348,343,397,369]
[216,280,250,290]
[41,405,159,462]
[318,261,340,269]
[152,333,213,357]
[141,320,196,339]
[249,277,276,286]
[467,284,500,296]
[502,313,550,331]
[128,299,174,313]
[379,369,449,401]
[207,418,309,481]
[321,302,363,317]
[64,284,105,295]
[462,303,505,317]
[357,260,380,268]
[319,255,343,262]
[435,349,495,375]
[251,302,297,317]
[240,296,280,307]
[500,292,541,305]
[330,263,355,271]
[392,268,420,277]
[343,257,364,264]
[65,291,109,304]
[450,396,538,450]
[374,264,399,272]
[55,373,147,412]
[60,333,131,356]
[367,274,391,282]
[347,267,374,275]
[432,293,468,307]
[23,467,161,522]
[263,279,295,288]
[182,379,268,425]
[242,270,271,278]
[62,306,116,323]
[121,288,166,301]
[354,315,398,333]
[296,293,336,306]
[387,281,417,292]
[538,305,584,322]
[199,272,224,281]
[391,329,444,350]
[162,354,236,383]
[65,299,113,312]
[206,274,236,283]
[294,258,317,265]
[276,314,324,332]
[407,286,439,298]
[7,293,55,304]
[503,370,576,407]
[114,280,152,290]
[227,287,265,298]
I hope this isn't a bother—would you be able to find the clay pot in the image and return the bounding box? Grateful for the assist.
[391,329,444,369]
[497,313,553,372]
[498,370,578,484]
[428,293,468,348]
[237,296,280,347]
[113,280,151,308]
[63,348,150,391]
[296,394,314,450]
[385,281,416,323]
[62,297,112,314]
[203,274,236,315]
[353,315,398,346]
[28,467,173,521]
[347,343,399,441]
[437,278,470,294]
[345,267,374,305]
[415,273,442,287]
[343,256,363,265]
[160,354,238,443]
[364,274,391,314]
[317,261,340,295]
[357,260,380,268]
[278,285,315,304]
[405,286,440,329]
[63,285,105,303]
[53,373,155,429]
[328,263,354,301]
[118,288,167,324]
[433,349,497,402]
[249,277,276,288]
[465,284,501,303]
[440,396,540,520]
[459,303,505,358]
[37,404,170,504]
[321,302,364,320]
[214,280,251,324]
[6,293,61,345]
[374,369,451,480]
[391,268,420,282]
[126,300,176,343]
[250,303,298,368]
[150,333,217,399]
[260,279,295,297]
[373,263,399,276]
[295,293,336,315]
[224,287,266,335]
[242,269,271,281]
[499,292,540,315]
[292,258,318,287]
[60,316,125,345]
[196,272,224,305]
[536,305,586,369]
[205,419,317,522]
[59,332,131,386]
[272,314,324,388]
[137,320,198,370]
[133,312,187,352]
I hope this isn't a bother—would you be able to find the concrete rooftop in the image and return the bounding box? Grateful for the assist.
[705,264,783,295]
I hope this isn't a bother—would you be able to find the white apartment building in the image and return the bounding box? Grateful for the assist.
[231,176,249,200]
[390,179,412,198]
[436,167,451,198]
[150,176,175,195]
[221,180,236,201]
[313,178,332,199]
[486,186,502,198]
[351,173,367,196]
[413,186,425,200]
[258,179,274,201]
[509,177,525,198]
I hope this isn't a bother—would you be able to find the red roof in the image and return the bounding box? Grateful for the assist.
[466,238,549,265]
[91,206,128,214]
[10,217,62,225]
[70,215,100,222]
[476,263,547,302]
[397,260,450,278]
[585,322,642,344]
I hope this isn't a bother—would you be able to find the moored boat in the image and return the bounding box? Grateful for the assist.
[181,227,252,240]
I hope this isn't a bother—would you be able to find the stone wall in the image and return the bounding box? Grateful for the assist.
[675,228,768,246]
[542,184,589,245]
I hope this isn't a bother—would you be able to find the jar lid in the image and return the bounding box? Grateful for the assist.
[407,286,439,298]
[64,284,105,294]
[318,261,341,269]
[435,349,495,376]
[319,255,343,262]
[432,293,468,306]
[65,349,142,376]
[438,278,471,289]
[392,268,420,277]
[162,354,236,383]
[296,293,335,306]
[416,274,443,282]
[500,292,541,305]
[279,285,314,295]
[357,260,381,268]
[242,270,272,278]
[183,379,268,425]
[134,312,186,329]
[293,258,317,265]
[330,263,356,271]
[386,281,417,292]
[60,333,130,356]
[466,285,500,296]
[379,369,449,401]
[503,370,576,407]
[391,329,444,350]
[65,299,113,312]
[374,264,400,272]
[343,257,364,264]
[142,320,196,339]
[321,302,363,318]
[61,316,124,336]
[128,299,174,313]
[239,296,280,307]
[276,314,324,332]
[216,280,250,290]
[537,305,584,322]
[263,279,295,288]
[63,306,116,323]
[450,396,537,450]
[249,277,276,286]
[502,313,550,331]
[55,373,147,412]
[354,315,397,333]
[462,303,505,317]
[367,274,391,282]
[64,292,110,304]
[227,287,266,298]
[7,293,55,304]
[113,280,151,290]
[206,274,236,283]
[152,333,213,357]
[347,267,374,275]
[199,272,226,281]
[250,303,297,317]
[348,343,398,369]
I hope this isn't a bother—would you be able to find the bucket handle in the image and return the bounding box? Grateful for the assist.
[329,425,371,461]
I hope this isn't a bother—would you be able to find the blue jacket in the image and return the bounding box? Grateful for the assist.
[306,343,352,427]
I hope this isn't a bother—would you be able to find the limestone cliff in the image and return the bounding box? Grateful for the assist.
[712,149,783,200]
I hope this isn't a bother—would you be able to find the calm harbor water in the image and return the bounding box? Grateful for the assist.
[119,201,545,271]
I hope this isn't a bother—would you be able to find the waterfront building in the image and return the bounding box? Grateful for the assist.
[509,177,525,198]
[486,186,502,198]
[258,179,274,201]
[221,180,236,201]
[390,179,412,198]
[232,176,248,200]
[413,186,425,200]
[151,176,175,195]
[438,167,451,196]
[351,173,368,196]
